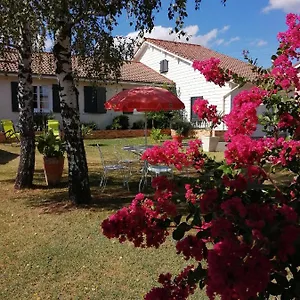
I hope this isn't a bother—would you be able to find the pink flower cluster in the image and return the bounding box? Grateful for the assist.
[141,139,204,171]
[267,138,300,166]
[268,14,300,91]
[176,235,207,261]
[193,58,231,87]
[192,98,221,129]
[271,54,300,90]
[224,87,267,140]
[102,192,172,248]
[277,13,300,59]
[207,240,271,300]
[224,135,266,166]
[144,266,197,300]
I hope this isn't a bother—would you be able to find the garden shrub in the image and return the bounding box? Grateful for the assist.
[132,120,145,129]
[111,115,129,130]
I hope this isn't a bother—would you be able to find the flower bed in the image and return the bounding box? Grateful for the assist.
[84,129,171,139]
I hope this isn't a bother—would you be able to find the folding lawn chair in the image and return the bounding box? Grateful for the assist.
[47,119,60,138]
[1,119,20,142]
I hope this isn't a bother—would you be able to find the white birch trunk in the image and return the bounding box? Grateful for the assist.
[15,21,35,189]
[53,24,91,204]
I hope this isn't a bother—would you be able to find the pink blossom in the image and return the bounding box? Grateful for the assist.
[193,58,231,87]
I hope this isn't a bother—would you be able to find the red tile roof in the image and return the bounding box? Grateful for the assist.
[0,51,174,85]
[144,38,256,80]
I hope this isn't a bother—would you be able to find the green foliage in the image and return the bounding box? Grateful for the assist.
[33,112,54,131]
[147,111,173,129]
[170,119,192,136]
[81,124,92,138]
[0,1,46,54]
[132,120,145,129]
[36,130,65,158]
[110,115,129,130]
[150,128,166,143]
[81,121,97,131]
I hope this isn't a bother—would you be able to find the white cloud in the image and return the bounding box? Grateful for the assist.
[250,39,268,47]
[257,39,268,47]
[263,0,300,13]
[215,39,225,46]
[126,24,235,47]
[220,25,230,33]
[224,36,240,46]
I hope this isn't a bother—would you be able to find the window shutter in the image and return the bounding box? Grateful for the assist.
[84,86,97,113]
[11,81,19,112]
[160,59,168,73]
[160,60,164,73]
[52,84,60,113]
[96,87,107,113]
[191,96,203,121]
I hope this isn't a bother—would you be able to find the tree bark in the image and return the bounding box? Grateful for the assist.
[53,23,91,205]
[15,22,35,189]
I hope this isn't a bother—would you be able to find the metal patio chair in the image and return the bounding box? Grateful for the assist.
[138,161,173,192]
[97,144,129,191]
[114,144,140,176]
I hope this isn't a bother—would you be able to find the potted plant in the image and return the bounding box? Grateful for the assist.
[192,98,223,152]
[170,119,191,143]
[36,130,65,186]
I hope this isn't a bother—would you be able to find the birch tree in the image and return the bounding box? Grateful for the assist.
[0,1,45,189]
[41,0,227,204]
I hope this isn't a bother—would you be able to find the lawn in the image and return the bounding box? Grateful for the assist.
[1,137,220,300]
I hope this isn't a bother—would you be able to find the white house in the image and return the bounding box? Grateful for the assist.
[0,51,174,129]
[134,38,256,132]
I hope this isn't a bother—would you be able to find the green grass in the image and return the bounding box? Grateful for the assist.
[0,137,214,300]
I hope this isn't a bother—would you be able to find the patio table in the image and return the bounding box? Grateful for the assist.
[123,145,172,192]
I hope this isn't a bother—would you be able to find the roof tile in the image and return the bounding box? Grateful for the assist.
[0,51,174,85]
[145,38,256,80]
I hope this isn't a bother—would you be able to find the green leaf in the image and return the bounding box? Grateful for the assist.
[218,164,233,175]
[173,215,182,225]
[172,222,191,241]
[199,280,205,289]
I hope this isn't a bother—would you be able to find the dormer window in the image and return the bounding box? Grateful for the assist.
[160,59,169,73]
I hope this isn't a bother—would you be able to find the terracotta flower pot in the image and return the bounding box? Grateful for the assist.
[43,156,64,186]
[0,132,5,143]
[172,135,184,143]
[171,129,184,143]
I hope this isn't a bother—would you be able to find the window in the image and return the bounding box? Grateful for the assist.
[190,96,203,122]
[33,86,51,112]
[160,59,169,73]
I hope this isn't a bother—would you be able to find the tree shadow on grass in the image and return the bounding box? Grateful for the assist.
[23,169,190,215]
[0,149,19,164]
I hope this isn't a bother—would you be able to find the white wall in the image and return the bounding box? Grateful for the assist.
[0,76,18,124]
[0,75,145,130]
[137,44,233,129]
[137,45,268,137]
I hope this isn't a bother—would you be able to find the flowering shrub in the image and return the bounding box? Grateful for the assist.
[192,98,223,136]
[192,58,232,87]
[102,13,300,300]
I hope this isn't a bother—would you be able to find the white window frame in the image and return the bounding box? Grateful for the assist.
[33,85,52,113]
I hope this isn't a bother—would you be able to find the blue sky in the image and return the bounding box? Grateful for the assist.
[114,0,300,67]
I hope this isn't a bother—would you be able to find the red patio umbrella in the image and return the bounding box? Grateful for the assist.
[105,86,185,144]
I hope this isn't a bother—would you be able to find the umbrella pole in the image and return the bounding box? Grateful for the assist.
[144,113,147,146]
